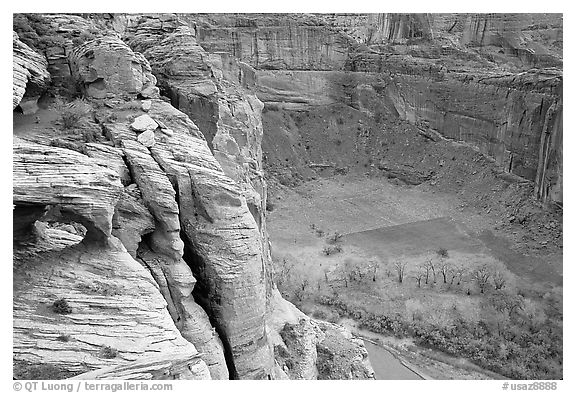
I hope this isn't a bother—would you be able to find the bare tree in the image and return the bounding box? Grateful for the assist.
[420,260,434,284]
[413,268,425,288]
[492,270,507,290]
[354,264,365,282]
[275,258,293,288]
[294,278,310,301]
[439,262,451,284]
[394,260,408,283]
[369,263,378,282]
[449,264,467,286]
[472,265,492,294]
[425,259,437,283]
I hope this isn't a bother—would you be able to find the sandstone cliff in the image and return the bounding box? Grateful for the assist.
[13,13,374,380]
[191,13,562,206]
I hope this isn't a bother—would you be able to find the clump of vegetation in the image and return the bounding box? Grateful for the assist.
[51,298,72,314]
[322,245,343,256]
[326,231,343,244]
[312,309,328,320]
[437,247,449,258]
[54,98,92,130]
[71,30,99,47]
[13,362,75,380]
[56,334,71,342]
[99,345,118,359]
[293,278,310,302]
[318,289,562,380]
[310,223,325,237]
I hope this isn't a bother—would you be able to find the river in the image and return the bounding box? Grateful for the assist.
[362,340,422,380]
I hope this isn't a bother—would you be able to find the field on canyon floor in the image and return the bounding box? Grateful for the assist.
[268,174,562,379]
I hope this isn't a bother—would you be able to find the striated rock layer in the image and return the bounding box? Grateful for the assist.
[13,231,211,380]
[13,138,123,241]
[192,13,562,205]
[124,15,275,379]
[13,31,50,109]
[67,35,230,379]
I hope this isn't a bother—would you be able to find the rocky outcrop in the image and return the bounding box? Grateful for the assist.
[13,227,211,380]
[267,289,374,380]
[125,17,268,232]
[13,31,50,109]
[127,98,273,379]
[13,138,123,241]
[315,322,374,379]
[71,349,211,380]
[124,16,276,379]
[69,37,158,99]
[66,36,230,379]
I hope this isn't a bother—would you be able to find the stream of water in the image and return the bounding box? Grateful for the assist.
[362,340,422,380]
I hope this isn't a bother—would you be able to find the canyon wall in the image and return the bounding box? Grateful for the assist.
[192,13,562,205]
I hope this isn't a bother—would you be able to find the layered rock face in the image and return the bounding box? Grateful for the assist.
[122,16,274,379]
[366,13,433,42]
[13,32,50,109]
[192,13,563,205]
[13,230,210,380]
[192,13,353,71]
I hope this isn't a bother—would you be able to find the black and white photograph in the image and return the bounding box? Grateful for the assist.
[9,3,566,388]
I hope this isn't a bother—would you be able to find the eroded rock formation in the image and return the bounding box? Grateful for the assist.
[13,32,50,109]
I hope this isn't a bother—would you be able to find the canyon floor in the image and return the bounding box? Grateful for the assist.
[267,173,562,379]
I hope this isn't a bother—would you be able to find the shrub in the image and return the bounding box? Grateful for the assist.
[51,298,72,314]
[56,334,71,342]
[99,345,118,359]
[326,232,343,244]
[55,98,92,129]
[312,309,328,320]
[322,245,343,256]
[437,248,449,258]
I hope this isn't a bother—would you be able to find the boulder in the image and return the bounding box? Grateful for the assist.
[68,36,156,99]
[137,129,156,147]
[131,114,158,132]
[141,100,152,111]
[13,137,123,241]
